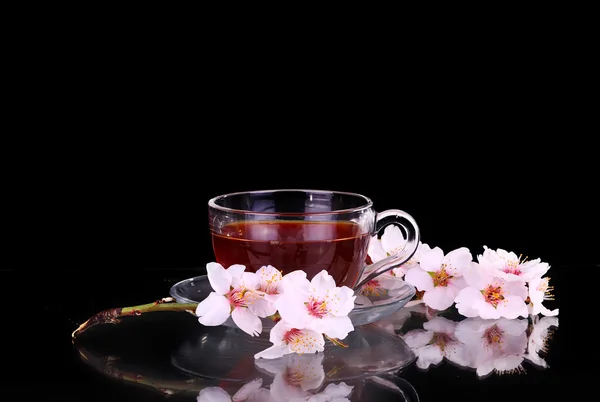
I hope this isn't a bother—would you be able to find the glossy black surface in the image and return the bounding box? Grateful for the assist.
[1,262,571,402]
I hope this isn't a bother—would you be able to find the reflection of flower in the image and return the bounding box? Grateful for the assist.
[255,353,354,402]
[402,316,469,369]
[256,353,326,400]
[197,378,273,402]
[404,247,472,310]
[455,317,528,377]
[197,353,354,402]
[196,263,274,337]
[523,315,559,369]
[391,306,559,378]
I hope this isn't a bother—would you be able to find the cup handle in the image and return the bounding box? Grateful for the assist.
[353,209,420,291]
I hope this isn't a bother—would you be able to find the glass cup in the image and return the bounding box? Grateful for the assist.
[208,189,419,290]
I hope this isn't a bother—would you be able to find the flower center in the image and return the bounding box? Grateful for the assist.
[482,284,505,307]
[227,287,254,308]
[431,332,453,352]
[361,279,386,296]
[430,266,452,287]
[484,324,504,347]
[502,254,527,275]
[283,328,303,344]
[305,297,328,318]
[284,367,304,387]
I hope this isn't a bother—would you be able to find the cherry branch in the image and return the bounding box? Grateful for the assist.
[71,297,198,339]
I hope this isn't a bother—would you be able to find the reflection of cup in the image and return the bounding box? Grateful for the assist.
[209,189,420,289]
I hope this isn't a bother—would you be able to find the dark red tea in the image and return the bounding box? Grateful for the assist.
[211,221,370,288]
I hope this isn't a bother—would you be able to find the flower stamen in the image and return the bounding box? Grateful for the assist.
[482,285,505,308]
[305,297,328,318]
[429,265,452,287]
[227,287,255,309]
[484,324,504,347]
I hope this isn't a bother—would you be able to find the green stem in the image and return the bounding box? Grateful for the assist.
[71,297,198,339]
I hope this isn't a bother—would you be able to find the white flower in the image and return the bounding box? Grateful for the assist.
[256,265,284,305]
[454,317,528,378]
[255,353,325,401]
[404,247,472,310]
[401,316,469,369]
[478,246,550,282]
[528,276,558,316]
[455,262,529,319]
[523,315,559,369]
[254,320,325,360]
[275,270,356,340]
[195,262,274,337]
[367,225,430,277]
[197,378,273,402]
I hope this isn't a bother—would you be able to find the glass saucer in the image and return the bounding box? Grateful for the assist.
[171,322,416,382]
[169,274,416,331]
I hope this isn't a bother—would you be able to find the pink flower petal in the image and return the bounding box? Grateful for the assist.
[423,316,457,334]
[206,262,233,294]
[232,378,263,401]
[494,355,524,374]
[310,270,336,297]
[196,292,231,326]
[324,286,355,317]
[455,287,485,318]
[226,264,247,279]
[419,247,444,272]
[232,307,262,337]
[497,296,528,319]
[416,344,444,369]
[402,329,432,348]
[248,297,277,318]
[254,344,290,360]
[381,225,405,254]
[368,236,387,263]
[197,387,232,402]
[423,286,456,310]
[275,294,309,329]
[404,267,434,292]
[316,315,354,340]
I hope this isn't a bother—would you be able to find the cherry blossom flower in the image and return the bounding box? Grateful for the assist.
[195,262,273,337]
[478,246,550,282]
[454,317,528,378]
[254,320,325,360]
[523,315,559,369]
[256,265,284,306]
[367,225,430,277]
[404,246,472,310]
[275,270,356,340]
[528,275,558,316]
[196,378,273,402]
[401,316,469,369]
[455,262,528,319]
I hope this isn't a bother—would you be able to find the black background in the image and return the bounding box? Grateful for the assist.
[3,25,594,400]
